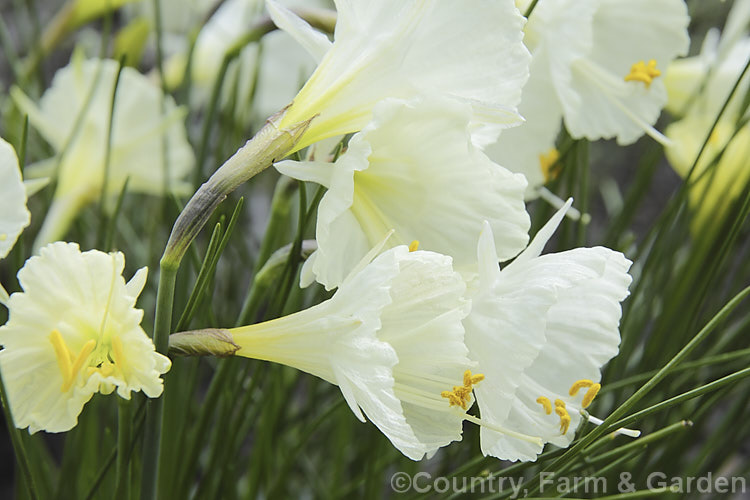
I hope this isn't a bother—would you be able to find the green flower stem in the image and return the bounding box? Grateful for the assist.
[602,347,750,393]
[585,420,692,465]
[115,398,132,500]
[0,370,38,500]
[607,367,750,432]
[139,260,177,500]
[524,0,540,18]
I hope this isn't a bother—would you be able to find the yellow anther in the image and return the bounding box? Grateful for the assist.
[555,405,571,434]
[554,399,566,409]
[50,330,74,389]
[441,390,466,409]
[539,148,561,183]
[111,337,127,373]
[536,396,552,415]
[624,59,661,88]
[463,370,485,387]
[581,383,601,409]
[0,233,7,241]
[61,340,96,392]
[559,414,571,434]
[408,240,420,252]
[569,379,594,396]
[441,370,485,410]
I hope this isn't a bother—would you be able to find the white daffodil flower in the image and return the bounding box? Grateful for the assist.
[0,242,171,434]
[220,245,472,460]
[275,97,530,290]
[267,0,530,152]
[511,0,689,148]
[11,53,195,250]
[0,138,31,260]
[464,202,633,461]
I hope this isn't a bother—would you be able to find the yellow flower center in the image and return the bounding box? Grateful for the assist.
[539,148,561,183]
[408,240,420,252]
[624,59,661,88]
[537,379,603,435]
[440,369,485,410]
[49,329,127,392]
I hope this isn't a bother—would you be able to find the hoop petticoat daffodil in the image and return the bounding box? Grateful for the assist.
[465,202,634,461]
[267,0,531,151]
[176,245,472,460]
[11,53,194,251]
[512,0,689,147]
[0,242,171,433]
[275,96,530,290]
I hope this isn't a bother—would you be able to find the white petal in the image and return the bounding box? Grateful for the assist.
[266,0,332,62]
[476,246,632,461]
[484,50,563,197]
[513,198,572,265]
[125,266,148,299]
[280,0,530,150]
[0,138,31,259]
[307,96,530,289]
[274,158,335,188]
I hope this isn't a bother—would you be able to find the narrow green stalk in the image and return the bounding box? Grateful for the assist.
[98,57,125,248]
[175,222,223,332]
[139,261,178,500]
[85,401,147,500]
[115,398,132,500]
[103,178,130,252]
[589,488,679,499]
[524,0,540,18]
[609,367,750,431]
[586,420,692,464]
[0,370,38,500]
[602,347,750,393]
